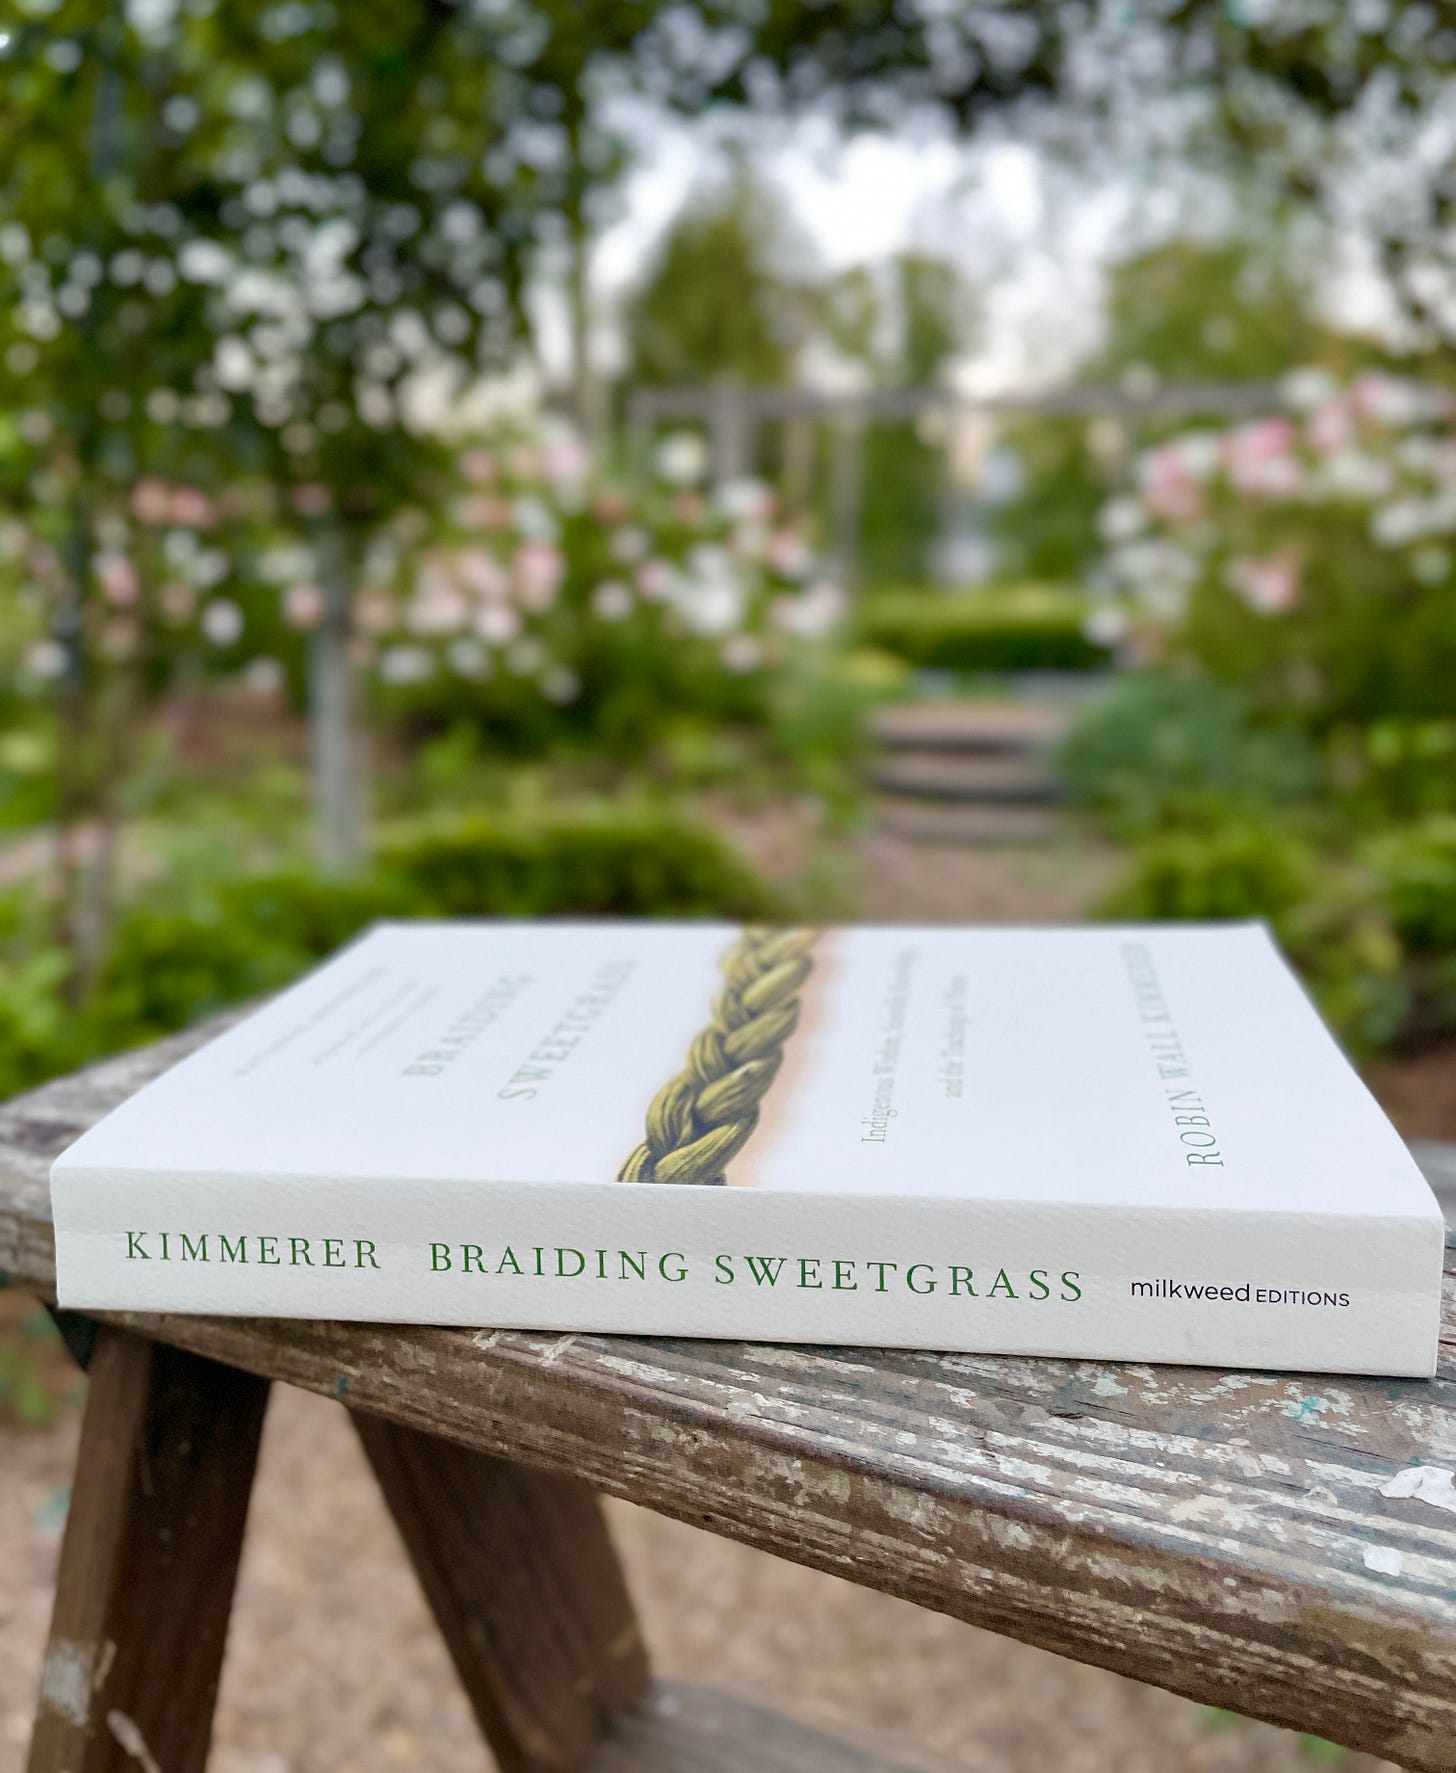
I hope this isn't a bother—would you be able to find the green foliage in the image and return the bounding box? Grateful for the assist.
[627,175,795,386]
[379,808,780,922]
[1366,818,1456,955]
[1334,719,1456,823]
[1095,821,1411,1050]
[854,585,1107,674]
[0,809,782,1100]
[1055,672,1321,836]
[1097,240,1332,385]
[1098,820,1317,926]
[989,421,1108,584]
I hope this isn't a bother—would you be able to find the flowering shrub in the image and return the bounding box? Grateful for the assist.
[1093,370,1456,732]
[1,427,845,761]
[349,430,846,754]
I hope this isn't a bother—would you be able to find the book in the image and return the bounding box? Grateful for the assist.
[51,920,1444,1377]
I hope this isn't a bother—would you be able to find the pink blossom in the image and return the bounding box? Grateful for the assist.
[169,486,216,528]
[456,545,508,599]
[594,489,631,524]
[766,530,813,580]
[1226,555,1300,614]
[635,559,672,601]
[460,447,497,487]
[720,635,762,673]
[476,603,522,646]
[1139,448,1201,523]
[289,484,331,519]
[673,491,707,526]
[771,581,846,638]
[1226,448,1307,500]
[513,541,566,611]
[131,478,171,524]
[1306,399,1355,455]
[506,444,541,480]
[1351,373,1417,426]
[460,493,511,531]
[541,435,592,484]
[96,554,140,606]
[284,582,326,630]
[408,585,471,636]
[1226,418,1297,462]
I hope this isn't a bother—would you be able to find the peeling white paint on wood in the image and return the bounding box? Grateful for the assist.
[38,1639,93,1726]
[107,1709,164,1773]
[1381,1465,1456,1513]
[1364,1546,1405,1576]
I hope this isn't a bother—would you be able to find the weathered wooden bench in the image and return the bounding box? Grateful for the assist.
[3,1020,1456,1772]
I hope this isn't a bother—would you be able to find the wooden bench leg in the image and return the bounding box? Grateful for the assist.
[28,1325,270,1773]
[354,1413,650,1773]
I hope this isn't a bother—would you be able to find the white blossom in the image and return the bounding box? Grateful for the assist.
[654,431,709,488]
[201,599,244,646]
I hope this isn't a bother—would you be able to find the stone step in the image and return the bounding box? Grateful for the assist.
[870,799,1063,845]
[866,750,1059,805]
[869,699,1071,756]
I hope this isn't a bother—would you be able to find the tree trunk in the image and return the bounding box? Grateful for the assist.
[308,521,368,872]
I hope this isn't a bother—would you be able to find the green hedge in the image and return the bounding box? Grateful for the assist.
[0,809,782,1099]
[853,585,1108,674]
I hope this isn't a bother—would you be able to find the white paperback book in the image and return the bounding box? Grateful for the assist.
[50,920,1445,1377]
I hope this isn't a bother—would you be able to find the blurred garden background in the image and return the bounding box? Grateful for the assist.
[3,3,1455,1768]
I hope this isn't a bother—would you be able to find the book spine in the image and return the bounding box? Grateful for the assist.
[51,1166,1445,1378]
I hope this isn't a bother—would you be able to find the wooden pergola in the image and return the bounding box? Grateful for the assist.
[625,380,1288,584]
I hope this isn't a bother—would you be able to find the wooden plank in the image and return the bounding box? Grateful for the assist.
[590,1681,943,1772]
[27,1324,269,1773]
[625,380,1290,426]
[5,1027,1456,1768]
[354,1415,648,1773]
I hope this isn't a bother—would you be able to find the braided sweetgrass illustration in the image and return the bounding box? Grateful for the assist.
[618,927,820,1185]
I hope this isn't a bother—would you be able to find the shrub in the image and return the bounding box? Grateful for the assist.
[381,809,781,922]
[1097,374,1456,733]
[364,439,847,758]
[1365,817,1456,954]
[1099,820,1318,925]
[0,809,783,1100]
[1099,821,1410,1051]
[853,584,1108,674]
[1055,671,1320,836]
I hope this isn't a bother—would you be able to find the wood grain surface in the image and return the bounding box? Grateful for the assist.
[25,1324,269,1773]
[356,1414,649,1772]
[4,1021,1456,1769]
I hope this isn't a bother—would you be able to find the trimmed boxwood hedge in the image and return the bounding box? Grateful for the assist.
[0,808,783,1098]
[854,585,1108,674]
